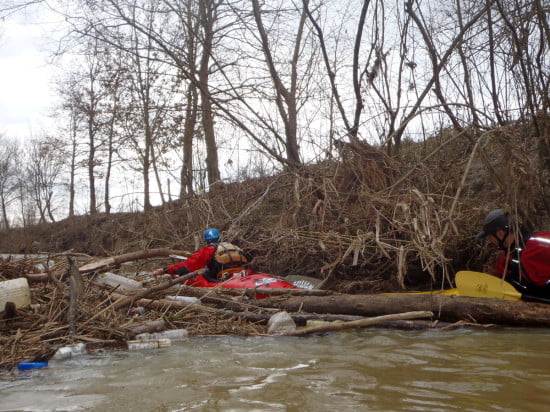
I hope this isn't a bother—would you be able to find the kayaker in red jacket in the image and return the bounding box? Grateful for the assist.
[152,228,249,282]
[477,208,550,297]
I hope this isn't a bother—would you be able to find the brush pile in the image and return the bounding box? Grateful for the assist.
[0,253,270,373]
[2,120,550,372]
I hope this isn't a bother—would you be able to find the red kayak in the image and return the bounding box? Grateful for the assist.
[180,268,305,297]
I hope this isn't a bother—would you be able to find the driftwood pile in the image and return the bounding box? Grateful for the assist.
[0,250,432,373]
[2,246,550,374]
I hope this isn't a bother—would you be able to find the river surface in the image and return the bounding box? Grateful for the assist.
[1,327,549,411]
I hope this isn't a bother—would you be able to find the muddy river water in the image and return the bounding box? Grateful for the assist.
[1,326,549,411]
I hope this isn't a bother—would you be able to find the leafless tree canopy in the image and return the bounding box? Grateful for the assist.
[0,1,549,283]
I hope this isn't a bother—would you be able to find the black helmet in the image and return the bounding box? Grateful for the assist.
[476,209,510,239]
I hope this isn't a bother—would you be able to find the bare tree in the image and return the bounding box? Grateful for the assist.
[197,0,222,184]
[392,2,491,143]
[249,0,308,166]
[64,0,223,195]
[67,109,79,217]
[120,18,178,210]
[183,2,200,195]
[59,38,127,215]
[494,0,550,129]
[302,0,367,144]
[56,72,88,218]
[0,135,21,228]
[66,40,109,215]
[37,0,550,216]
[24,137,65,223]
[99,47,129,215]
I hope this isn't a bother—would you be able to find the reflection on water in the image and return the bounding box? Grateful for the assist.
[1,328,549,411]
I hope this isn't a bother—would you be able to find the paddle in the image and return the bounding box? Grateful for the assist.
[455,271,550,304]
[382,271,550,303]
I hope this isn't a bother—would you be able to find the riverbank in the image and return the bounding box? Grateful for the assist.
[3,126,550,372]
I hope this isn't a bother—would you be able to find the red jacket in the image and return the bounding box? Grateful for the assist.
[165,242,248,278]
[494,231,550,287]
[166,245,216,276]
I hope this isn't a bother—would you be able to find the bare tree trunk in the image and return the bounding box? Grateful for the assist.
[0,195,9,229]
[85,59,99,216]
[494,0,539,133]
[88,114,97,215]
[104,122,113,215]
[349,0,370,141]
[104,87,122,215]
[46,192,56,222]
[181,84,198,196]
[486,3,505,126]
[68,113,77,218]
[533,4,550,113]
[177,0,199,197]
[199,0,221,187]
[151,144,165,205]
[0,137,18,229]
[143,124,152,211]
[455,0,481,128]
[252,0,304,165]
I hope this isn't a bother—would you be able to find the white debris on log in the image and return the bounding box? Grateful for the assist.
[267,311,297,334]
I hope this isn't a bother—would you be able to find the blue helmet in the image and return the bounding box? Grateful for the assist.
[203,228,220,243]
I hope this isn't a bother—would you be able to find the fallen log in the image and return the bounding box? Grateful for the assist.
[285,311,434,336]
[254,293,550,327]
[78,248,191,273]
[126,295,456,330]
[125,297,301,326]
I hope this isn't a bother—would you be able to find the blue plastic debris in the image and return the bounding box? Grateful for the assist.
[17,362,48,371]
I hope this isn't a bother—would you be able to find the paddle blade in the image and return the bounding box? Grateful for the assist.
[455,271,522,301]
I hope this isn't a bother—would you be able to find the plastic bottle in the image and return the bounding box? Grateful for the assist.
[91,272,143,291]
[1,278,31,312]
[53,343,87,360]
[135,329,189,341]
[126,338,171,350]
[165,296,201,304]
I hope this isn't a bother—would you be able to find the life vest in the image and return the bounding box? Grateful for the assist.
[207,242,249,279]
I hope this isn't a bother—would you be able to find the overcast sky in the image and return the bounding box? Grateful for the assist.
[0,6,61,140]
